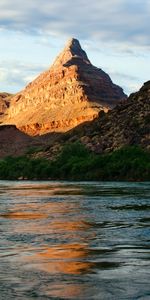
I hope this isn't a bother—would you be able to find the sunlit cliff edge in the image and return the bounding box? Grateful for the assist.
[0,38,126,136]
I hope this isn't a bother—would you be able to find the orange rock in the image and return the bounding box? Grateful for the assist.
[3,38,126,136]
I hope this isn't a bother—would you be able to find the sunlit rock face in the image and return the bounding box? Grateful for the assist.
[4,38,126,136]
[0,93,12,118]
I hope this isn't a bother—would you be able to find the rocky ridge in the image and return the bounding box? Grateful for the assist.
[69,80,150,153]
[39,80,149,159]
[3,38,126,135]
[0,81,149,160]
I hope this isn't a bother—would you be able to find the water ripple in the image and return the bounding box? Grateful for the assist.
[0,180,150,300]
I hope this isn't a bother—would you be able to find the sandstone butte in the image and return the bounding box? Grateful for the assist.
[2,38,127,136]
[0,80,149,159]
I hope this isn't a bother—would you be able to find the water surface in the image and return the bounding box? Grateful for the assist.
[0,181,150,299]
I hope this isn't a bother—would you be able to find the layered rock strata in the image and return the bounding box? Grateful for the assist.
[3,38,126,135]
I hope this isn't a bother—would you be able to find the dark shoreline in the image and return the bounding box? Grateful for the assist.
[0,144,150,181]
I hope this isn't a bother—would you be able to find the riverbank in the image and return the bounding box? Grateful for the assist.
[0,143,149,181]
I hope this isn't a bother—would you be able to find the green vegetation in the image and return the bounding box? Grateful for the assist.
[0,143,150,181]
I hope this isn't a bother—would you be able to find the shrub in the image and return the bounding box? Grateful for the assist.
[0,144,149,181]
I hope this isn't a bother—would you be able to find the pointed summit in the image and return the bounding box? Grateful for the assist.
[3,38,127,136]
[52,37,91,68]
[66,37,80,47]
[65,38,90,62]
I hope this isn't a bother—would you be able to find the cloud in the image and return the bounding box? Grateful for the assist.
[0,58,143,96]
[0,0,149,48]
[107,71,139,82]
[0,1,149,95]
[102,66,144,95]
[110,72,143,95]
[0,61,46,92]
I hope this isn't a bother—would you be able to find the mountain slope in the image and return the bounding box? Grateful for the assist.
[3,38,126,135]
[0,125,33,157]
[54,80,150,154]
[0,125,61,158]
[0,81,149,181]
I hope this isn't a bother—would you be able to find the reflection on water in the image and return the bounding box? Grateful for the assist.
[0,181,150,299]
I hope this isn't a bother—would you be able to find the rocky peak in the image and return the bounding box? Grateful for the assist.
[2,38,127,136]
[51,38,91,68]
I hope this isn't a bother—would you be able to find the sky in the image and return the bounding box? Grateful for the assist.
[0,0,149,95]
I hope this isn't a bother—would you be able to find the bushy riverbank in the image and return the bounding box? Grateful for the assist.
[0,143,149,181]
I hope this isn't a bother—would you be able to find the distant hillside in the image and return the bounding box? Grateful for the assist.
[0,125,60,158]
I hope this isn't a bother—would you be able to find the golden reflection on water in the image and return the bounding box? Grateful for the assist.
[1,182,149,299]
[4,190,94,274]
[2,200,81,219]
[25,243,94,275]
[2,211,47,219]
[6,184,82,198]
[3,200,91,235]
[43,282,90,299]
[1,184,97,299]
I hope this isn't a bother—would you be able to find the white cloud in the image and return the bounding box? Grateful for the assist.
[0,1,149,94]
[0,61,46,92]
[0,0,149,48]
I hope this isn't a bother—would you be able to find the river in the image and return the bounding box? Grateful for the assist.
[0,181,150,299]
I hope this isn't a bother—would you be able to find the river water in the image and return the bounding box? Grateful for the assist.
[0,181,150,300]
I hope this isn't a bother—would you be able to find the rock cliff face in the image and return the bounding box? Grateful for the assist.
[0,81,149,160]
[0,93,12,119]
[64,81,150,153]
[4,38,126,135]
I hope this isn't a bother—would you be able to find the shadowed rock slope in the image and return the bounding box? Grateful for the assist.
[0,125,60,158]
[44,81,149,157]
[0,125,33,158]
[3,38,126,135]
[0,81,149,162]
[0,92,12,119]
[71,81,150,152]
